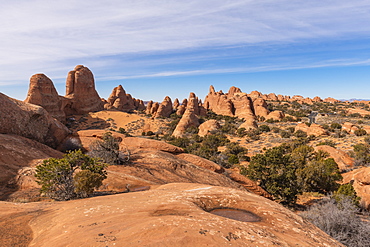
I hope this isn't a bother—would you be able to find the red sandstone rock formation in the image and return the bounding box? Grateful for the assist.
[198,120,220,137]
[0,93,69,148]
[253,98,269,118]
[267,110,285,121]
[64,65,104,115]
[155,96,173,118]
[238,119,258,130]
[295,123,328,136]
[106,85,142,112]
[173,98,180,110]
[204,86,234,116]
[176,98,188,115]
[324,97,340,103]
[315,145,354,171]
[24,74,66,122]
[342,122,359,134]
[172,108,200,138]
[266,93,278,101]
[342,167,370,210]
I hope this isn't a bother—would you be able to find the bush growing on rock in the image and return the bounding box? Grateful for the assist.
[35,150,107,200]
[89,132,129,165]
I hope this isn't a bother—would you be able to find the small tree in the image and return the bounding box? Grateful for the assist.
[35,150,107,200]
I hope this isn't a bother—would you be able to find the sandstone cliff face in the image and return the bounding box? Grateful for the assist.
[253,98,269,118]
[24,74,66,122]
[0,93,69,148]
[64,65,104,115]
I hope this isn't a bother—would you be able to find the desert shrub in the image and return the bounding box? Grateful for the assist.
[364,136,370,145]
[185,126,199,134]
[354,129,367,136]
[244,143,342,205]
[265,118,276,123]
[222,142,248,167]
[349,113,362,118]
[280,131,292,138]
[169,137,191,149]
[294,130,307,138]
[236,127,247,137]
[352,143,370,166]
[271,127,281,133]
[258,124,270,132]
[286,127,296,133]
[35,150,107,201]
[301,196,370,247]
[333,183,361,206]
[89,132,128,165]
[245,129,261,140]
[316,140,336,147]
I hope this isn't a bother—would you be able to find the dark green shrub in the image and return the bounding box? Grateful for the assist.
[333,183,361,206]
[294,130,307,138]
[316,140,336,147]
[280,131,291,138]
[35,150,107,201]
[354,129,367,136]
[258,125,271,132]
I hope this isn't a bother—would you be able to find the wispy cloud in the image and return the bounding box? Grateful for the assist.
[0,0,370,87]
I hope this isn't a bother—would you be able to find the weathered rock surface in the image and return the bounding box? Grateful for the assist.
[239,119,258,130]
[342,167,370,210]
[0,93,69,148]
[172,109,199,137]
[295,123,328,136]
[24,74,66,122]
[198,119,220,136]
[176,153,224,173]
[342,122,359,134]
[267,110,285,121]
[315,145,354,170]
[105,85,144,112]
[253,98,269,118]
[155,96,173,118]
[64,65,104,115]
[0,134,63,200]
[0,183,342,246]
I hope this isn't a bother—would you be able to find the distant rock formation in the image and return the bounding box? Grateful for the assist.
[24,74,66,122]
[172,93,201,137]
[105,85,145,112]
[155,96,173,118]
[1,93,69,148]
[64,65,104,115]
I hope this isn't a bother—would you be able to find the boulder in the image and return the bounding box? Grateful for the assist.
[198,120,220,137]
[267,110,285,121]
[176,153,224,173]
[295,123,328,137]
[0,93,69,148]
[342,122,359,134]
[24,74,66,122]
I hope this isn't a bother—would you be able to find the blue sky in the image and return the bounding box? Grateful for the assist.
[1,0,370,102]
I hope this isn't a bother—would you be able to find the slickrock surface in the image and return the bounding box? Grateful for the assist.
[0,183,342,247]
[0,134,63,200]
[0,93,69,148]
[24,74,66,122]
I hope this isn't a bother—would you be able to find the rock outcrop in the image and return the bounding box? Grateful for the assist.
[198,120,220,137]
[295,123,328,136]
[253,98,269,118]
[0,93,69,148]
[105,85,144,112]
[64,65,104,115]
[342,122,359,134]
[5,183,343,246]
[267,110,285,121]
[155,96,173,118]
[24,74,66,122]
[0,134,63,200]
[315,145,354,170]
[342,167,370,210]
